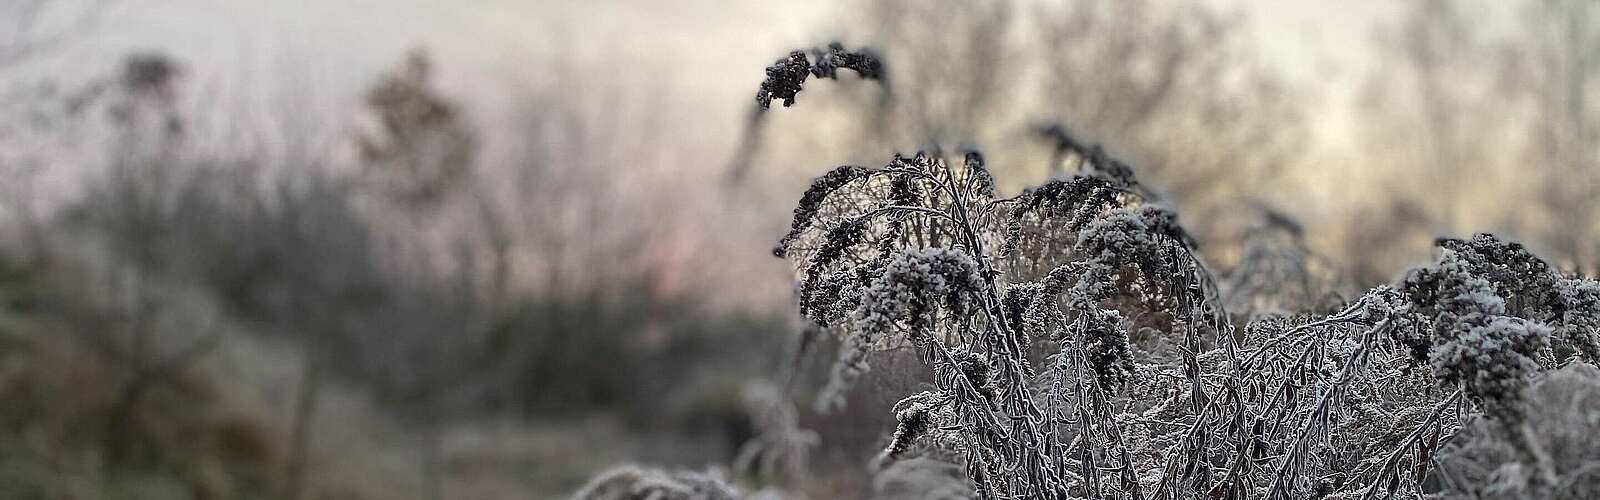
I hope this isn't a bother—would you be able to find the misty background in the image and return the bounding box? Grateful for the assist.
[1,0,1595,498]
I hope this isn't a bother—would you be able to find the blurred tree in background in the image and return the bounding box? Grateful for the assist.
[1512,0,1600,274]
[1354,0,1600,283]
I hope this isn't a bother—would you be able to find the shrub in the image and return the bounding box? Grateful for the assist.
[573,465,739,500]
[1434,364,1600,499]
[753,44,1600,499]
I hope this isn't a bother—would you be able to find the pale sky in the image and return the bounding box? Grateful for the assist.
[1213,0,1399,148]
[18,0,1405,139]
[8,0,1426,194]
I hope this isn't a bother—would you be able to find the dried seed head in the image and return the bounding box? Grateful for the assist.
[963,151,995,199]
[1070,205,1192,308]
[949,347,996,402]
[1003,282,1049,343]
[855,247,985,341]
[1435,233,1559,315]
[887,171,920,208]
[756,43,883,110]
[1430,316,1548,420]
[811,42,883,81]
[1083,308,1136,395]
[1083,144,1140,191]
[1555,278,1600,364]
[879,391,949,465]
[819,247,984,411]
[756,51,811,109]
[775,165,874,258]
[1001,176,1121,256]
[799,266,862,327]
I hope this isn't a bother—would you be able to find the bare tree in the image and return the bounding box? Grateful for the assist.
[1358,0,1600,277]
[862,0,1017,145]
[1360,0,1489,227]
[1032,0,1305,233]
[1342,0,1507,286]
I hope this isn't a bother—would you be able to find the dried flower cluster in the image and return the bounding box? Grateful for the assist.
[755,43,883,109]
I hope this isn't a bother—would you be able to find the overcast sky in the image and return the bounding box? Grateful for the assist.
[8,0,1445,182]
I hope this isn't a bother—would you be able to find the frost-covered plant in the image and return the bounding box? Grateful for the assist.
[750,44,1600,500]
[755,43,883,110]
[734,381,818,486]
[573,465,740,500]
[1223,207,1343,317]
[1434,364,1600,499]
[768,117,1223,497]
[1555,278,1600,363]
